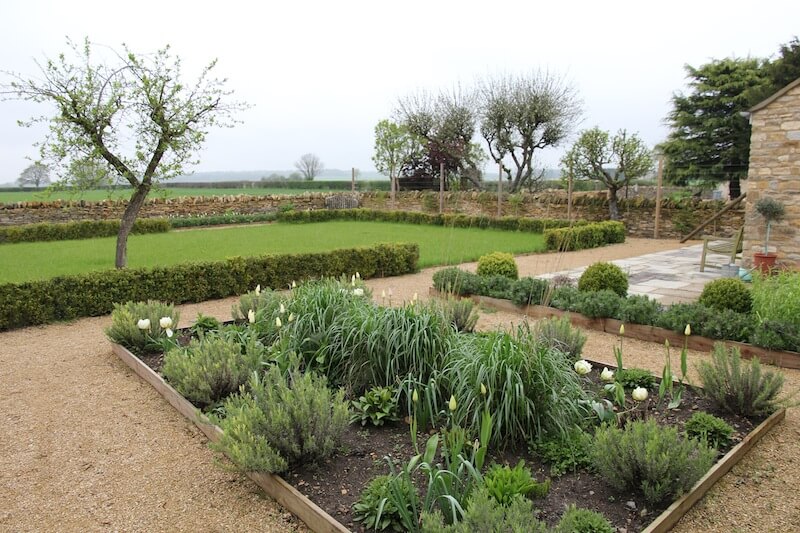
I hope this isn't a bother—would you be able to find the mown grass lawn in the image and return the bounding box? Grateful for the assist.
[0,221,545,283]
[0,186,337,203]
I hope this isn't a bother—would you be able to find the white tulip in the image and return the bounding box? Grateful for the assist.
[137,318,151,330]
[165,328,174,338]
[275,316,282,328]
[574,360,592,375]
[356,272,361,279]
[600,367,614,382]
[381,289,386,299]
[288,313,295,323]
[279,303,286,314]
[255,284,261,295]
[247,309,256,324]
[632,387,649,402]
[353,288,365,297]
[159,316,173,329]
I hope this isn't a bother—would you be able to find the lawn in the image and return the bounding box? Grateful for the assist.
[0,187,338,203]
[0,221,545,283]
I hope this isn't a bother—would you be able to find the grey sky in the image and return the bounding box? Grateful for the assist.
[1,0,798,182]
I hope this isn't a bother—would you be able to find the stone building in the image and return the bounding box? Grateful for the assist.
[743,77,800,269]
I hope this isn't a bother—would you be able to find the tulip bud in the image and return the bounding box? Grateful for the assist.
[356,272,361,279]
[684,324,691,336]
[412,389,419,402]
[292,280,297,289]
[448,395,457,412]
[279,303,286,314]
[480,383,487,396]
[381,289,387,299]
[288,313,295,323]
[255,284,261,295]
[632,387,648,402]
[247,309,255,324]
[600,367,614,382]
[665,338,670,349]
[275,316,282,328]
[619,324,625,336]
[351,275,356,286]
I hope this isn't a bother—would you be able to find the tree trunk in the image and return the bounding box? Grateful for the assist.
[729,176,741,200]
[115,185,150,268]
[608,187,620,220]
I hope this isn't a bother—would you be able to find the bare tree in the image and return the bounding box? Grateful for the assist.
[295,153,324,180]
[478,71,582,192]
[2,38,246,268]
[17,162,50,188]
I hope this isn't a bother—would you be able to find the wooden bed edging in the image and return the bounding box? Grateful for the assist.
[643,407,786,532]
[429,289,800,370]
[110,343,351,533]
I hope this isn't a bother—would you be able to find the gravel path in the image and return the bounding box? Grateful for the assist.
[1,237,796,532]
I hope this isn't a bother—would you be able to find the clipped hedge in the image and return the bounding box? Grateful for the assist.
[277,208,575,233]
[0,218,171,244]
[544,221,626,251]
[0,242,418,331]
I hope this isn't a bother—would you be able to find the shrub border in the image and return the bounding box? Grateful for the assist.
[110,339,785,533]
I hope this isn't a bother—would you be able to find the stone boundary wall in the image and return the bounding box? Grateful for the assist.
[0,190,744,240]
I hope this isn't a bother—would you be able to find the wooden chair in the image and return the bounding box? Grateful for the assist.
[699,226,744,272]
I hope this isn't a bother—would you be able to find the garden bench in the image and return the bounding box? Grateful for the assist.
[699,226,744,272]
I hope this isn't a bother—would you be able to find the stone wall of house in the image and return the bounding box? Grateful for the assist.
[0,190,743,240]
[743,81,800,269]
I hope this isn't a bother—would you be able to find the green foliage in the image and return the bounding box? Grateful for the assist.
[697,344,784,417]
[549,285,583,312]
[615,367,656,391]
[432,268,485,297]
[656,302,716,334]
[699,278,752,314]
[420,487,548,533]
[162,330,266,407]
[483,461,550,506]
[576,289,623,319]
[578,262,628,297]
[685,411,734,449]
[351,386,399,427]
[353,474,416,532]
[476,252,518,279]
[231,286,281,321]
[510,276,550,306]
[0,218,170,244]
[554,505,615,533]
[754,197,785,223]
[749,320,800,352]
[617,294,663,325]
[592,419,716,504]
[751,271,800,330]
[531,315,587,361]
[0,243,418,331]
[169,212,277,228]
[189,313,221,337]
[104,300,179,355]
[437,297,479,333]
[531,428,593,477]
[545,221,626,251]
[213,362,349,473]
[701,308,753,343]
[481,275,514,299]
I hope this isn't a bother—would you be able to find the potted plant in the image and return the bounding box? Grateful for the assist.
[753,197,785,273]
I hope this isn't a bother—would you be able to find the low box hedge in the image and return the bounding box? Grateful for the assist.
[544,221,626,251]
[0,242,418,331]
[0,218,171,244]
[277,208,574,233]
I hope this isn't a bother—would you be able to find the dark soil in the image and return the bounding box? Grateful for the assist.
[138,347,763,533]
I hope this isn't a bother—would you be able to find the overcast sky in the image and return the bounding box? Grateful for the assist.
[1,0,798,182]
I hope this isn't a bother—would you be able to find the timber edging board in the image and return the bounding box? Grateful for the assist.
[110,343,351,533]
[428,289,800,370]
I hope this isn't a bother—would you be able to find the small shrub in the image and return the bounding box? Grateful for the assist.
[190,313,221,337]
[162,332,266,407]
[213,361,349,473]
[615,367,656,391]
[530,428,593,477]
[510,277,549,306]
[549,285,582,312]
[701,308,753,343]
[420,487,548,533]
[656,302,716,335]
[481,275,514,300]
[477,252,518,280]
[576,289,623,318]
[592,419,716,504]
[350,386,399,427]
[483,461,550,506]
[617,294,662,325]
[749,320,800,352]
[105,300,180,355]
[531,315,587,361]
[554,505,615,533]
[685,411,734,449]
[438,297,479,333]
[352,474,416,532]
[697,344,784,417]
[578,262,628,297]
[544,221,625,251]
[699,278,752,314]
[432,267,470,295]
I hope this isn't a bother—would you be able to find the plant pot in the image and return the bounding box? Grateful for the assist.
[753,252,777,274]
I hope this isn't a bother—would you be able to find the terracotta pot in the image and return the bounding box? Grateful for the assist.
[753,252,777,274]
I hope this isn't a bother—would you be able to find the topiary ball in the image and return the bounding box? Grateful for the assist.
[577,262,628,297]
[699,278,752,314]
[477,252,519,279]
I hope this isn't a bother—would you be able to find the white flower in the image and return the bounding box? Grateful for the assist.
[292,280,297,289]
[574,359,592,375]
[480,383,487,396]
[600,367,614,382]
[351,275,356,286]
[288,313,295,323]
[137,318,151,330]
[165,328,174,338]
[448,395,457,412]
[159,316,173,329]
[279,303,286,314]
[685,324,691,336]
[247,309,256,324]
[632,387,649,402]
[356,272,361,279]
[412,389,419,402]
[619,324,625,336]
[255,284,261,296]
[275,316,282,328]
[381,289,387,299]
[352,288,364,297]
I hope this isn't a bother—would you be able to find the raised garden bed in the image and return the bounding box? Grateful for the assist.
[111,341,786,533]
[432,289,800,370]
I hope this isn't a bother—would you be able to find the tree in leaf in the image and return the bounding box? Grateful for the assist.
[294,153,324,181]
[478,71,582,192]
[563,128,653,220]
[659,58,768,199]
[17,162,50,188]
[1,37,246,268]
[371,119,423,197]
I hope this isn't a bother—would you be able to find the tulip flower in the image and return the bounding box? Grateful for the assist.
[356,272,361,279]
[137,318,151,330]
[292,280,297,289]
[600,367,614,382]
[275,316,282,328]
[353,288,364,297]
[165,328,174,338]
[632,387,648,402]
[351,275,356,286]
[159,316,173,329]
[684,324,691,336]
[619,324,625,336]
[412,389,419,402]
[279,303,286,314]
[480,383,487,396]
[247,309,256,324]
[255,284,261,295]
[288,313,295,323]
[448,395,457,412]
[381,289,387,299]
[574,360,592,375]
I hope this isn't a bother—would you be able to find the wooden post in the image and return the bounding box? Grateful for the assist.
[567,161,574,227]
[351,167,355,192]
[654,155,664,239]
[497,163,502,217]
[439,162,445,214]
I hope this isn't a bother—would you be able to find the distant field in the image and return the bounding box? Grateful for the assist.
[0,221,546,284]
[0,187,343,203]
